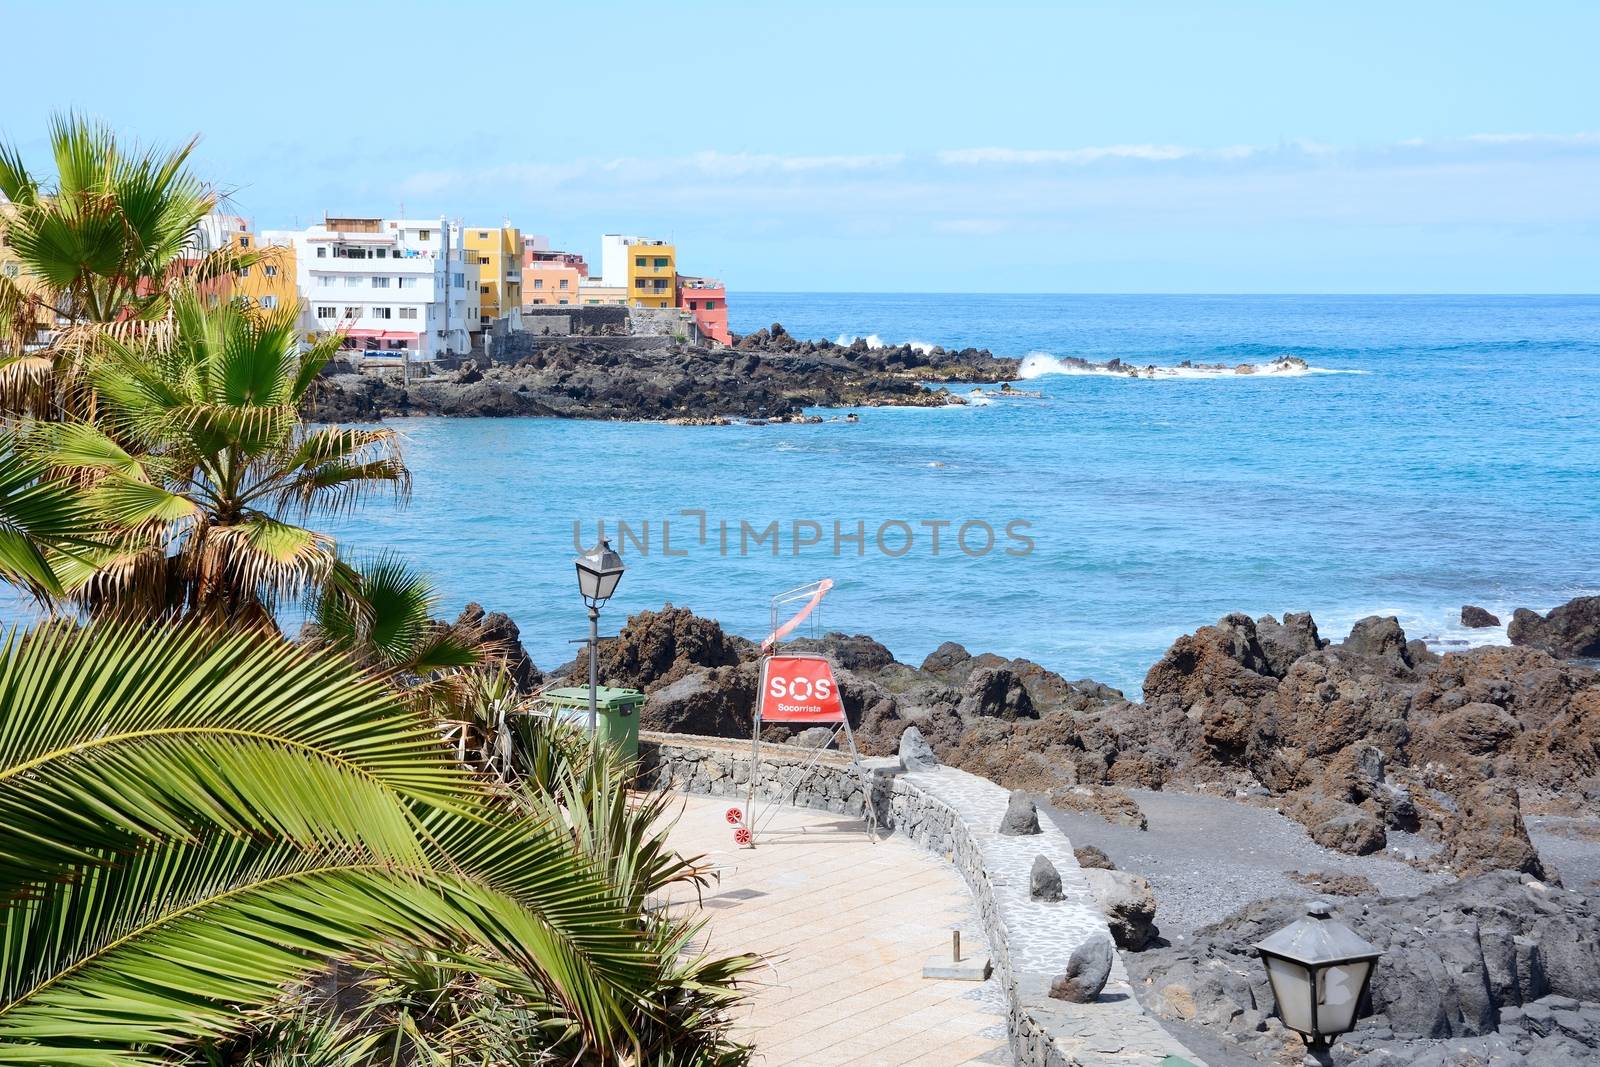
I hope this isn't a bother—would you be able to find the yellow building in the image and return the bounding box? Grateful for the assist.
[231,230,298,314]
[626,241,676,308]
[463,225,523,331]
[578,283,628,306]
[0,204,55,342]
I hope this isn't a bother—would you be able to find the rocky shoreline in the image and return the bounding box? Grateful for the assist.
[304,323,1020,423]
[436,592,1600,1066]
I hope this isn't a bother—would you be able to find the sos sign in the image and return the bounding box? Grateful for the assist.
[758,655,846,723]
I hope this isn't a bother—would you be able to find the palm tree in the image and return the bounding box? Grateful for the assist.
[0,440,99,599]
[0,113,245,418]
[0,619,751,1066]
[29,291,408,622]
[311,553,484,679]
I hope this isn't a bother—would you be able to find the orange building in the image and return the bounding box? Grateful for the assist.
[679,277,730,344]
[525,263,583,305]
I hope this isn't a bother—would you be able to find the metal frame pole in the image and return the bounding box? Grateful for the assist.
[587,604,600,742]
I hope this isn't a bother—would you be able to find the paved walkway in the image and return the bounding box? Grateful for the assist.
[660,793,1012,1066]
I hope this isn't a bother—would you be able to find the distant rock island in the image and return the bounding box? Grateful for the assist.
[305,322,1019,423]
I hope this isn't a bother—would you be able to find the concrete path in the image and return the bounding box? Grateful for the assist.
[661,792,1012,1066]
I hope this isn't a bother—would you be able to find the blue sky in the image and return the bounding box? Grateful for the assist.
[3,0,1598,292]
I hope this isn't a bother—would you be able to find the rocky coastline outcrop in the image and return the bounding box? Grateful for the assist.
[459,597,1600,1064]
[531,599,1600,889]
[303,324,1019,423]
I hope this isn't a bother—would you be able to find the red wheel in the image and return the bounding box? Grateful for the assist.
[733,827,752,846]
[725,807,743,825]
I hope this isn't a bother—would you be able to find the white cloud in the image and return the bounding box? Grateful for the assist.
[685,151,905,176]
[937,144,1199,166]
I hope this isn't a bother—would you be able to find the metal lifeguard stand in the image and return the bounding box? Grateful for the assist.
[723,579,876,847]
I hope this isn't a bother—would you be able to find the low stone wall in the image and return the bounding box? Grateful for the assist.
[639,733,1204,1067]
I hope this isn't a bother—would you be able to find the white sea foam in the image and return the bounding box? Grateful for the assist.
[835,333,937,355]
[1017,352,1367,380]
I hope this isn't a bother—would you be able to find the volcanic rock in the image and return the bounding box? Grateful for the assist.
[898,725,939,771]
[1074,845,1117,870]
[999,790,1041,835]
[1443,778,1549,879]
[1030,854,1064,902]
[1133,872,1600,1065]
[1509,597,1600,659]
[958,666,1038,720]
[1254,611,1326,677]
[1082,868,1159,949]
[1049,936,1114,1002]
[591,606,742,690]
[1342,615,1416,667]
[453,602,542,692]
[1462,605,1502,628]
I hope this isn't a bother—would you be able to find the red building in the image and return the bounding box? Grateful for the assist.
[679,277,730,345]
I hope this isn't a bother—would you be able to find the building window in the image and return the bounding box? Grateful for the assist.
[240,266,250,278]
[635,279,648,288]
[239,236,250,248]
[261,295,277,309]
[264,265,277,277]
[317,306,336,319]
[343,306,360,318]
[478,256,490,266]
[477,231,488,239]
[398,277,417,288]
[345,277,362,287]
[654,257,669,268]
[371,276,390,288]
[533,279,543,289]
[316,246,327,258]
[705,300,718,309]
[376,248,388,258]
[635,257,645,268]
[452,273,464,287]
[399,307,418,320]
[420,229,431,241]
[372,307,392,320]
[480,284,490,294]
[558,298,569,305]
[558,278,569,289]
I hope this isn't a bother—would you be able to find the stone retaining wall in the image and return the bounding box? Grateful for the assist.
[640,733,1204,1067]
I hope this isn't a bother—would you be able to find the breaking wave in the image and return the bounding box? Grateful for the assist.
[835,333,937,355]
[1017,352,1368,380]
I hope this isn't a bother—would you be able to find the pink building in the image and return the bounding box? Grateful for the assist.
[679,278,730,345]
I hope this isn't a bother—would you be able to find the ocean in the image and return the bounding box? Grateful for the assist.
[14,294,1600,696]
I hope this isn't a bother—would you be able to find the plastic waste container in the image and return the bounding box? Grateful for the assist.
[540,686,645,763]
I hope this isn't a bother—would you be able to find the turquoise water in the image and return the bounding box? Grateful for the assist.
[322,294,1600,695]
[9,295,1599,695]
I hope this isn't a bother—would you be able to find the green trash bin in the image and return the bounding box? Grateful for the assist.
[541,686,645,763]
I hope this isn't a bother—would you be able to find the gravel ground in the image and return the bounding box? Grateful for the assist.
[1043,788,1453,941]
[1526,815,1600,891]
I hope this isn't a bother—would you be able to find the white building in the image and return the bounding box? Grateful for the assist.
[598,233,651,290]
[261,216,478,362]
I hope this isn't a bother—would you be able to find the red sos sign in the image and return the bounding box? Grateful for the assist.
[758,655,845,723]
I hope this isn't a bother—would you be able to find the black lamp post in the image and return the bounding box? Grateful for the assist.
[1254,901,1383,1064]
[573,539,625,738]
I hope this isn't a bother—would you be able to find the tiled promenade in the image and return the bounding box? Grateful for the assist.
[662,794,1012,1066]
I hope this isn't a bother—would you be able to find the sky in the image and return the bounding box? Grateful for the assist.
[2,0,1598,293]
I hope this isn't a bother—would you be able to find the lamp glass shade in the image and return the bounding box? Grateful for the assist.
[1262,954,1315,1035]
[1313,958,1374,1036]
[575,540,625,604]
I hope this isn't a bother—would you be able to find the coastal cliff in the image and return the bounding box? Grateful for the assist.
[304,323,1020,422]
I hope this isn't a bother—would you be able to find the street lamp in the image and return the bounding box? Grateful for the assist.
[1254,901,1383,1062]
[574,539,626,738]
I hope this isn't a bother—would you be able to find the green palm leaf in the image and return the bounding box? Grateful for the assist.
[0,621,473,893]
